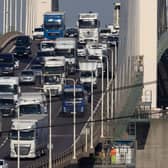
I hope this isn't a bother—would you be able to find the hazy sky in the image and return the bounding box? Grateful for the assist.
[59,0,114,28]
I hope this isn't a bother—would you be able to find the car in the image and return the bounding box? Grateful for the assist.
[16,35,32,47]
[64,28,78,38]
[0,159,8,168]
[0,53,17,76]
[19,70,36,84]
[32,27,44,40]
[13,46,31,57]
[30,64,43,76]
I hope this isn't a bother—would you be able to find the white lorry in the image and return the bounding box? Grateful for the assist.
[0,77,20,103]
[10,114,48,158]
[79,61,98,89]
[40,40,56,52]
[43,56,66,96]
[77,12,100,43]
[55,38,77,74]
[32,27,44,40]
[17,92,47,116]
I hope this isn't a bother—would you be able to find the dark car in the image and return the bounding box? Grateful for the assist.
[13,46,31,57]
[16,35,32,47]
[64,28,78,38]
[0,53,17,76]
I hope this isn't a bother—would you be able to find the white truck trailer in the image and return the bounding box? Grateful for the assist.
[79,61,98,89]
[55,37,77,74]
[77,12,100,43]
[17,92,47,116]
[43,56,66,96]
[10,114,48,158]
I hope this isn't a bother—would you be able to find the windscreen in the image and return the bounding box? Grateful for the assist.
[55,49,74,58]
[11,130,34,140]
[41,43,55,49]
[21,71,34,76]
[0,85,17,94]
[64,91,84,100]
[80,71,96,77]
[20,104,41,114]
[44,75,61,84]
[79,19,98,28]
[44,66,64,74]
[0,99,14,105]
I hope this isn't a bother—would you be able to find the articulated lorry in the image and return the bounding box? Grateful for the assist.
[62,84,87,116]
[55,38,77,74]
[43,11,65,40]
[17,92,47,116]
[43,56,66,96]
[77,12,100,43]
[10,114,48,158]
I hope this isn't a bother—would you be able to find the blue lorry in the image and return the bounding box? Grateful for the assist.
[62,84,87,116]
[43,11,65,40]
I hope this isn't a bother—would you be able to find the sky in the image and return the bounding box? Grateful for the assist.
[59,0,114,28]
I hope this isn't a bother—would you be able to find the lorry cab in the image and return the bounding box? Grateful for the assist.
[17,92,47,116]
[55,38,77,74]
[42,56,66,96]
[62,84,87,116]
[0,77,20,102]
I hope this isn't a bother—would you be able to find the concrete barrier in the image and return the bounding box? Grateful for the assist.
[0,32,23,52]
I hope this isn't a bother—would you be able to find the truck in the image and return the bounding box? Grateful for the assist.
[0,77,20,103]
[79,61,98,89]
[16,92,47,116]
[62,84,87,116]
[43,11,65,40]
[55,38,77,74]
[10,114,48,158]
[32,27,44,40]
[43,56,66,96]
[77,12,100,43]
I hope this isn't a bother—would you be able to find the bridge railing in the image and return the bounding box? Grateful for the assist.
[0,32,22,52]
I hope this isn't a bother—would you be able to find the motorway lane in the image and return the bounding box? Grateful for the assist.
[0,39,109,168]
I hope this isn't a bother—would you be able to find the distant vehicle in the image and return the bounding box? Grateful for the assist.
[15,35,32,47]
[0,95,16,117]
[0,53,18,75]
[10,114,48,158]
[13,46,31,57]
[40,40,56,52]
[106,35,119,47]
[64,28,78,38]
[77,12,100,42]
[0,159,8,168]
[19,70,36,84]
[62,84,87,116]
[43,11,65,40]
[55,38,77,74]
[32,27,44,40]
[17,92,47,116]
[100,28,111,37]
[77,42,87,57]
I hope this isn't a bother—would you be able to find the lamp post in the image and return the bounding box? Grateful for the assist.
[90,70,94,149]
[100,55,109,138]
[3,0,6,34]
[17,102,20,168]
[64,78,76,160]
[15,0,17,31]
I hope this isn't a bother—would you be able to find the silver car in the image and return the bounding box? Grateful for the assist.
[19,70,36,84]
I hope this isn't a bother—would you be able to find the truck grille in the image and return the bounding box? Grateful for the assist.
[14,145,30,155]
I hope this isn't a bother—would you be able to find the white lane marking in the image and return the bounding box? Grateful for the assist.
[24,55,37,70]
[9,45,15,53]
[0,137,8,149]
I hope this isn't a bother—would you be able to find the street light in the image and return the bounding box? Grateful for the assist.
[64,78,77,160]
[100,55,109,138]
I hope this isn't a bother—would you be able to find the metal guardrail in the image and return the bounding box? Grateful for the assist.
[0,32,22,52]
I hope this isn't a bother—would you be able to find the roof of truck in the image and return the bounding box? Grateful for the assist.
[0,77,19,84]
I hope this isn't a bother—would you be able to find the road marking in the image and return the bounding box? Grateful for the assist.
[0,137,8,149]
[24,55,37,70]
[9,45,15,53]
